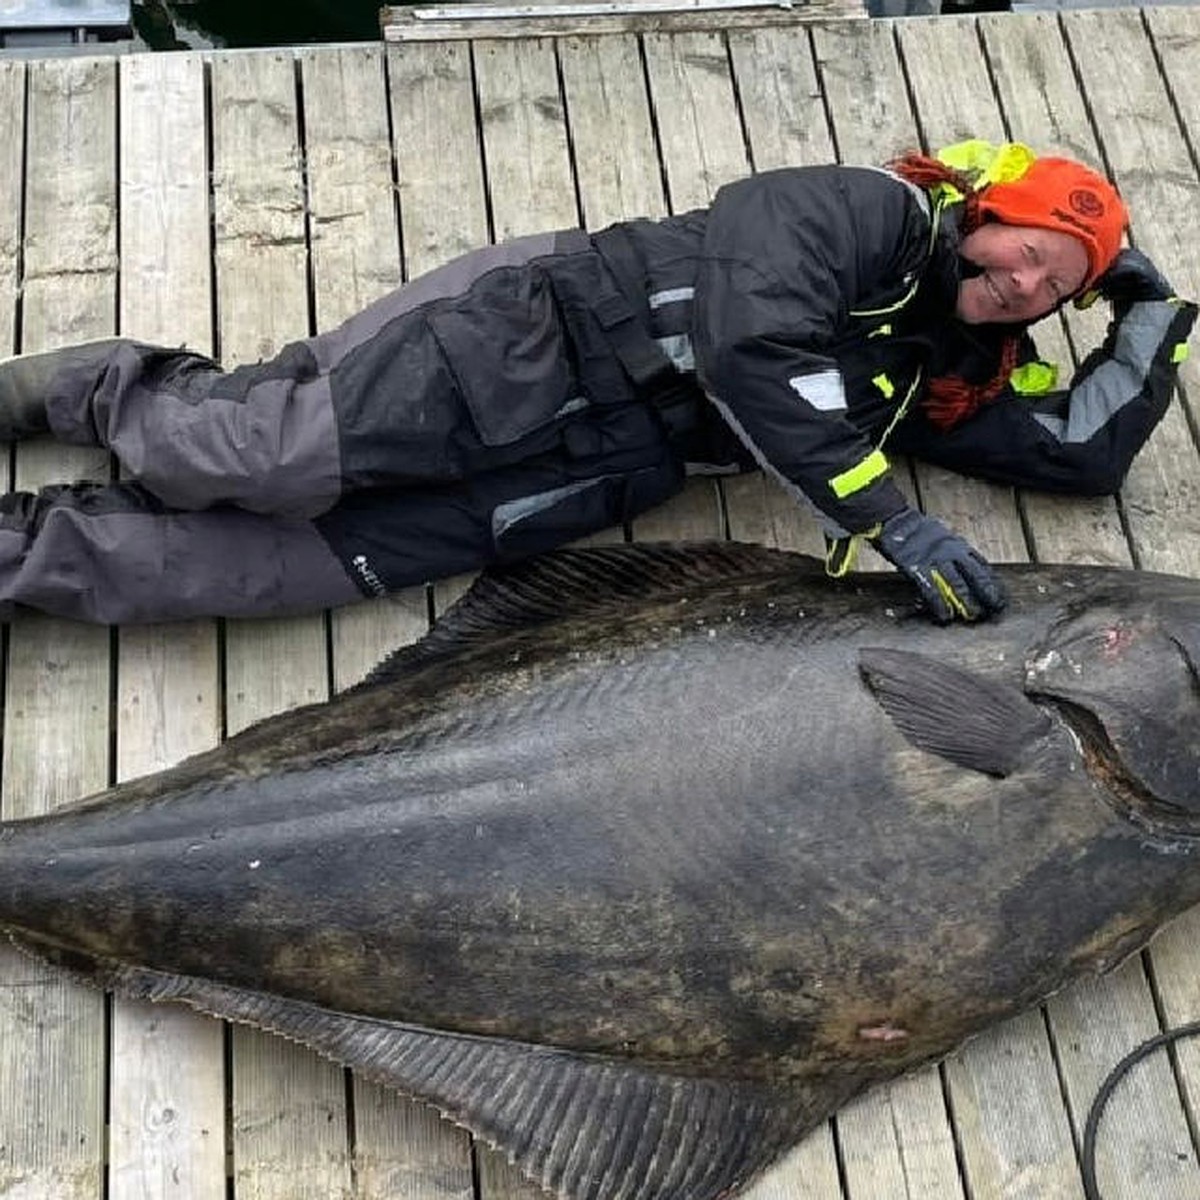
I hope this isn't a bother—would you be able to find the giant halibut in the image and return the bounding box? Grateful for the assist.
[1,542,1199,1200]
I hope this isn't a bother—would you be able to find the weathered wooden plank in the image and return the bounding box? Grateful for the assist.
[208,48,352,1200]
[558,33,665,229]
[1141,7,1200,1129]
[382,0,865,42]
[975,15,1200,1198]
[836,1072,964,1200]
[728,24,832,174]
[0,53,116,1200]
[1062,9,1200,1184]
[110,49,227,1200]
[942,1010,1083,1200]
[1063,9,1200,577]
[475,36,578,238]
[0,61,24,365]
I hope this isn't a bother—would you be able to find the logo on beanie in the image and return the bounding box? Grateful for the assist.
[1069,188,1105,219]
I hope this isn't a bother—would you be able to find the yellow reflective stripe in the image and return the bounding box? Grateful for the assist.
[931,569,971,620]
[830,449,889,500]
[1174,342,1190,364]
[872,373,895,400]
[876,367,924,450]
[1010,360,1058,396]
[850,198,946,319]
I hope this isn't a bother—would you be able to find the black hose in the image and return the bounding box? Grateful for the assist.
[1082,1020,1200,1200]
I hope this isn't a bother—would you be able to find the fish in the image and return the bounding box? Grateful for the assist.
[1,541,1199,1200]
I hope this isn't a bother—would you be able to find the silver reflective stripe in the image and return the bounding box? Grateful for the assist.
[649,286,695,310]
[1032,301,1173,445]
[656,333,695,372]
[789,369,847,412]
[555,395,590,418]
[492,478,605,542]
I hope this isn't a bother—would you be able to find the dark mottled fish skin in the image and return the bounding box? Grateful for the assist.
[1,542,1199,1200]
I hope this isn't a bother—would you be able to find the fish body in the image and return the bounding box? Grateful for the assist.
[2,543,1199,1200]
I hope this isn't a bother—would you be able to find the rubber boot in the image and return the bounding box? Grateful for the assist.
[0,338,126,442]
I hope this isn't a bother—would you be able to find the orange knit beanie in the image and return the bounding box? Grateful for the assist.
[976,157,1128,289]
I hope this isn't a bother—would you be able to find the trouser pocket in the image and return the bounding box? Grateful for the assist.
[429,263,582,447]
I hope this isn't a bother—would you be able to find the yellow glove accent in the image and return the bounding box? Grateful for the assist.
[1173,342,1190,364]
[930,569,972,620]
[936,140,1036,187]
[872,373,895,399]
[824,526,881,579]
[1009,360,1059,396]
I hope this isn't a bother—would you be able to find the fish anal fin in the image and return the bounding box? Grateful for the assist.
[87,959,847,1200]
[859,646,1051,778]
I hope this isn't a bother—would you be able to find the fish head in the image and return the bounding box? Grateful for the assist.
[1024,573,1200,833]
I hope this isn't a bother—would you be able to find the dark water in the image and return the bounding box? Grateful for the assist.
[128,0,1013,49]
[132,0,385,48]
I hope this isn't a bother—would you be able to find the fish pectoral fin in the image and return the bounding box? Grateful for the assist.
[86,960,843,1200]
[859,646,1051,778]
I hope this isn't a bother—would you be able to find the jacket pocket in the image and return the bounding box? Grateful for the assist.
[428,264,584,447]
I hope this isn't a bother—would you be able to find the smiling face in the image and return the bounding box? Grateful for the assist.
[955,222,1091,325]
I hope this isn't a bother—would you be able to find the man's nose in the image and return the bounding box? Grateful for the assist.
[1010,265,1039,296]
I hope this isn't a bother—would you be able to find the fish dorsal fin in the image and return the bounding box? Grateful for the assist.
[859,647,1051,778]
[358,541,817,688]
[72,958,849,1200]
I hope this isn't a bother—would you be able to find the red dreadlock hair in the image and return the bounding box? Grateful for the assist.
[887,151,1023,431]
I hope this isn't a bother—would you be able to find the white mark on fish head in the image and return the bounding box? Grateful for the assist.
[1026,648,1062,682]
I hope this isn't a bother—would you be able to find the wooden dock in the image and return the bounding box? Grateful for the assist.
[0,6,1199,1198]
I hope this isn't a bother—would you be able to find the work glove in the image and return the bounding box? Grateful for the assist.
[872,507,1007,624]
[1076,247,1174,313]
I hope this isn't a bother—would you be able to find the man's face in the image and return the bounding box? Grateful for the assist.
[955,222,1090,325]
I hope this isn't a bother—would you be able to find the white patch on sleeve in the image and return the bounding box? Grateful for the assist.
[790,369,847,412]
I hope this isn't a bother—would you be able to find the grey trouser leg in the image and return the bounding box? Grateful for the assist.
[39,233,566,520]
[0,486,362,624]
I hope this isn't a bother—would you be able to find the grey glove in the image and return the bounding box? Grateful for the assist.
[872,507,1007,624]
[1077,247,1174,313]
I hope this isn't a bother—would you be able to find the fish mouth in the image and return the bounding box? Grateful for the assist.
[1034,692,1200,841]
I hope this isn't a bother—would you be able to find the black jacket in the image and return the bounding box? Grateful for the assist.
[599,163,1196,532]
